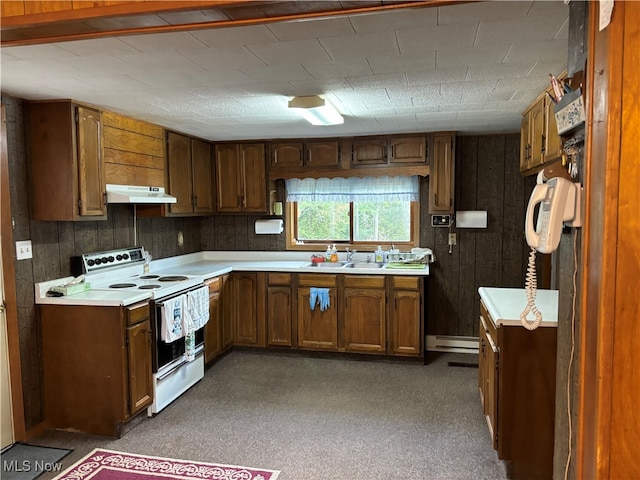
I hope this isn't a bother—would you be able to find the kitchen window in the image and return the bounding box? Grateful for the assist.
[285,176,420,250]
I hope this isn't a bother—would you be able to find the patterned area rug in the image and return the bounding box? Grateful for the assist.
[52,449,280,480]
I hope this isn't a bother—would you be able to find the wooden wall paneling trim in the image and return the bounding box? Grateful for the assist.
[104,149,164,170]
[104,162,165,187]
[577,2,624,479]
[0,1,458,46]
[1,103,27,442]
[456,136,478,336]
[609,1,640,477]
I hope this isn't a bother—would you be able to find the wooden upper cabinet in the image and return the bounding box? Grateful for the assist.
[270,142,303,168]
[166,132,192,214]
[215,143,267,213]
[191,138,214,214]
[390,136,427,164]
[429,133,455,214]
[166,132,214,216]
[528,99,545,169]
[520,89,563,174]
[269,140,339,169]
[306,140,339,166]
[28,101,106,221]
[543,97,563,163]
[352,137,388,165]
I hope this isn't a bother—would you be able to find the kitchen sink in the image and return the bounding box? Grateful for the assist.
[305,261,348,268]
[343,262,383,269]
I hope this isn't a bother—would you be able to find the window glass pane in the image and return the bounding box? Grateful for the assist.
[297,201,350,241]
[353,201,411,242]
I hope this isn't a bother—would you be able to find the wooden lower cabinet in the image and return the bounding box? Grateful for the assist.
[478,300,557,479]
[204,277,222,363]
[232,273,266,347]
[343,275,385,353]
[220,274,234,352]
[267,273,294,347]
[297,274,338,350]
[41,302,152,437]
[389,276,423,356]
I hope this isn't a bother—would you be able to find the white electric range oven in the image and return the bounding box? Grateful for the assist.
[74,246,208,415]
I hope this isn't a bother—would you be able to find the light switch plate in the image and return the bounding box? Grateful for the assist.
[16,240,33,260]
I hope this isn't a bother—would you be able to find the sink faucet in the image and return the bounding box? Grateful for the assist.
[345,248,357,262]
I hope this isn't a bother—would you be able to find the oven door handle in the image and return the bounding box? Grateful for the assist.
[156,347,204,381]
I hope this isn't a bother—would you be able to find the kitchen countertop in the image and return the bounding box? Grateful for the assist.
[35,250,431,306]
[478,287,558,328]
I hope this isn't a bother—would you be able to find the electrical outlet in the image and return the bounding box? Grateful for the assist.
[448,233,457,246]
[16,240,33,260]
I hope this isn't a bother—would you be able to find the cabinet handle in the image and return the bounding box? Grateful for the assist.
[103,192,107,207]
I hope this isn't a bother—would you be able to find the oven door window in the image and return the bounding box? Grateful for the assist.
[156,326,205,371]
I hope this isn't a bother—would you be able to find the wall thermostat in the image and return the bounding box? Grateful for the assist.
[431,215,452,227]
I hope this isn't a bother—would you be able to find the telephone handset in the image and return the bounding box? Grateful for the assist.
[521,172,581,330]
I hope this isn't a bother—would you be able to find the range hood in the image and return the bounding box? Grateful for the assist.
[106,184,177,204]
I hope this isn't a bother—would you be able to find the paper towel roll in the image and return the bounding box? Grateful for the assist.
[255,219,284,234]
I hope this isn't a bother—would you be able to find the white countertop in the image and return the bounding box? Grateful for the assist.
[478,287,558,328]
[35,251,431,306]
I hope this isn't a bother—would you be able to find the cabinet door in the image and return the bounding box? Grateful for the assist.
[520,111,531,171]
[344,288,386,353]
[429,133,455,213]
[267,285,292,346]
[167,132,193,214]
[529,99,545,169]
[352,138,388,165]
[297,287,338,350]
[390,136,426,164]
[126,319,153,416]
[76,106,106,217]
[544,96,563,162]
[215,144,242,212]
[191,138,214,214]
[220,274,234,351]
[390,289,421,356]
[271,142,303,168]
[234,273,259,345]
[306,141,339,166]
[479,313,498,450]
[205,290,221,363]
[240,143,267,213]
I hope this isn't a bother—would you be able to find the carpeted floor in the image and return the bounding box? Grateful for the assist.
[30,350,506,480]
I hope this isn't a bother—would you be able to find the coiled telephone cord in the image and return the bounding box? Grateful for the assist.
[520,246,543,330]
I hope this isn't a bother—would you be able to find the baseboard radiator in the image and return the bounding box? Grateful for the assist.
[426,335,479,355]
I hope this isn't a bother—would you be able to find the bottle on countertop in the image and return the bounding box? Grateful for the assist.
[375,246,384,263]
[325,245,332,262]
[330,244,338,262]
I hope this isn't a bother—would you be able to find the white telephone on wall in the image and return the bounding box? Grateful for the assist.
[520,172,581,330]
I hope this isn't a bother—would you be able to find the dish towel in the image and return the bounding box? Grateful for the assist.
[186,286,210,330]
[309,287,330,312]
[161,294,186,342]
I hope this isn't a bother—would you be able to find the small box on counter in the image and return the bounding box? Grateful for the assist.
[49,282,91,296]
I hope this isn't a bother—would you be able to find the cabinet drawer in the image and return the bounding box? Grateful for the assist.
[344,275,385,289]
[127,301,150,326]
[298,274,337,287]
[391,276,421,290]
[268,273,291,285]
[206,277,221,293]
[480,300,497,341]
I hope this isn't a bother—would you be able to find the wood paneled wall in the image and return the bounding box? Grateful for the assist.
[422,134,536,337]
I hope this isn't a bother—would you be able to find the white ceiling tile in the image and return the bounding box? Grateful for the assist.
[437,1,533,25]
[190,24,278,47]
[503,39,568,64]
[347,73,407,90]
[117,32,208,53]
[246,38,333,66]
[320,31,400,61]
[266,17,354,41]
[55,38,141,57]
[397,23,478,54]
[406,67,468,85]
[367,53,436,75]
[466,63,534,81]
[288,78,355,95]
[240,64,313,83]
[349,7,438,33]
[475,17,566,47]
[436,46,510,68]
[179,46,266,70]
[1,44,77,61]
[302,59,373,79]
[439,103,486,113]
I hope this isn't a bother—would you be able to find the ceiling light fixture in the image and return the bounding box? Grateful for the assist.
[288,95,344,126]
